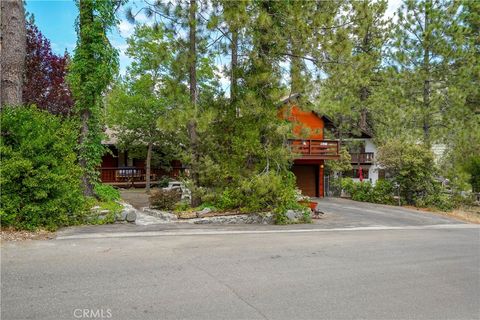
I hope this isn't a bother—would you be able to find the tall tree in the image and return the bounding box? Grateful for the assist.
[388,0,467,145]
[0,0,26,107]
[316,0,389,139]
[68,0,122,196]
[24,18,74,115]
[107,25,177,192]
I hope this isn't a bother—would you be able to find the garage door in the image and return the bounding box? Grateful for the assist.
[291,165,317,197]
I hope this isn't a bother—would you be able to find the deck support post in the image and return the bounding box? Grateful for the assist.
[318,161,324,198]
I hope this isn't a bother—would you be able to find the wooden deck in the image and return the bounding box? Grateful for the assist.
[288,139,339,160]
[100,167,180,188]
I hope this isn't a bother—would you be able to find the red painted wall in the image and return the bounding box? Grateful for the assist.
[279,105,324,139]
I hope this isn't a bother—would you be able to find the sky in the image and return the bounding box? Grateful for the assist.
[26,0,403,76]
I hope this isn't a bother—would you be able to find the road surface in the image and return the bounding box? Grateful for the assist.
[2,199,479,320]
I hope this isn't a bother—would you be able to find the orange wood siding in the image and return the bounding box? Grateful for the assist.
[279,105,324,139]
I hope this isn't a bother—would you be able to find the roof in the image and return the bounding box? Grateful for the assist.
[278,93,336,129]
[279,93,373,139]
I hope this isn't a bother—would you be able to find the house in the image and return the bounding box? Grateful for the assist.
[100,94,341,196]
[99,129,183,187]
[342,134,383,185]
[278,94,340,197]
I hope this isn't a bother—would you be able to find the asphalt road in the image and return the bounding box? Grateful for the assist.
[2,199,479,320]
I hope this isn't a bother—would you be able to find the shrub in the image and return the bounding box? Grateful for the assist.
[415,192,455,212]
[376,139,437,205]
[94,183,120,202]
[0,106,86,230]
[371,180,396,205]
[149,188,182,210]
[238,172,301,213]
[341,178,396,205]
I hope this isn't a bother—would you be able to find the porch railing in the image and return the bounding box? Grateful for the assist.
[288,139,339,159]
[350,152,374,164]
[100,167,180,184]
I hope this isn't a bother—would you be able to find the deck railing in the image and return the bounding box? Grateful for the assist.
[99,167,180,185]
[350,152,374,164]
[288,139,339,159]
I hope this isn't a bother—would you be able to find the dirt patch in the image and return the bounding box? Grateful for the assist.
[119,189,150,209]
[1,228,55,242]
[404,205,480,224]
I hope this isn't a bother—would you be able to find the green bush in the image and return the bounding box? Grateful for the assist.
[94,183,120,202]
[149,188,182,210]
[416,192,455,212]
[371,180,396,205]
[193,171,304,223]
[0,106,86,230]
[341,178,396,205]
[376,139,438,205]
[237,172,301,213]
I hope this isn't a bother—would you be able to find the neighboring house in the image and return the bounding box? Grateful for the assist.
[99,129,182,187]
[342,136,383,185]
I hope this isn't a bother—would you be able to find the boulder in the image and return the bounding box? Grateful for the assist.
[126,210,137,222]
[285,209,309,222]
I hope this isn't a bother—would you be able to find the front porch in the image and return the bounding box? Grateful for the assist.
[100,167,181,188]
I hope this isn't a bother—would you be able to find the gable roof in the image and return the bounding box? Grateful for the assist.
[278,93,335,129]
[278,93,372,139]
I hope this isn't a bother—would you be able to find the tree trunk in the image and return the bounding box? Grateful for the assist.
[79,108,94,196]
[359,86,369,132]
[188,0,201,207]
[422,1,431,146]
[0,0,26,108]
[145,142,153,193]
[230,26,238,103]
[78,0,95,197]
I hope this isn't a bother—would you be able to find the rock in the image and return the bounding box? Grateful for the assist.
[177,211,197,219]
[116,210,128,221]
[196,207,212,217]
[285,210,299,221]
[126,210,137,222]
[99,209,110,215]
[143,208,178,222]
[193,212,274,225]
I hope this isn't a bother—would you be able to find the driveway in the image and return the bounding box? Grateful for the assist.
[314,197,465,228]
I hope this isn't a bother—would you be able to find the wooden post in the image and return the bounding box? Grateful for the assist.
[319,162,324,198]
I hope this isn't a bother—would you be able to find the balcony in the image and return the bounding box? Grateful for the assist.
[350,152,374,164]
[288,139,339,160]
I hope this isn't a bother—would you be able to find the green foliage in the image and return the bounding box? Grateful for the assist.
[198,172,303,220]
[415,193,455,212]
[93,183,120,202]
[341,178,396,205]
[68,0,124,192]
[325,147,352,173]
[0,106,86,230]
[371,180,396,205]
[157,176,173,188]
[376,139,438,205]
[465,157,480,193]
[149,189,182,211]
